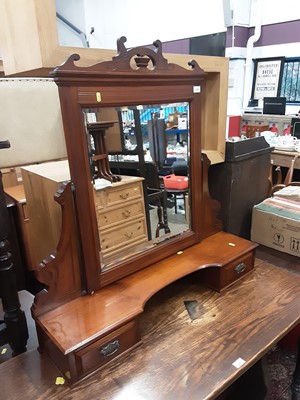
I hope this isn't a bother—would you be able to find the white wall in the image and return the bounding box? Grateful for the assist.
[56,0,87,47]
[56,0,300,118]
[250,0,300,26]
[84,0,227,49]
[56,0,228,49]
[56,0,300,49]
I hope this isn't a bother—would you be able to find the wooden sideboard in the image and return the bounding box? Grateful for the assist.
[21,160,70,269]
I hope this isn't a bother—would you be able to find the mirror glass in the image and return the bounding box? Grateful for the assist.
[83,102,190,270]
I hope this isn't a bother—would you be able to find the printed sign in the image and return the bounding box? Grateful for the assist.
[252,58,284,100]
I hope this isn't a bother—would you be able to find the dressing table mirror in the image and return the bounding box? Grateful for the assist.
[49,36,216,292]
[31,38,257,383]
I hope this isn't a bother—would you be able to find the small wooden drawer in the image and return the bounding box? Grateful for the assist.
[94,182,143,210]
[100,218,148,255]
[201,250,255,292]
[96,200,145,228]
[106,183,143,206]
[75,320,140,377]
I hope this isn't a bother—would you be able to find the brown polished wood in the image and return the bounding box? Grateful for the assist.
[87,121,121,183]
[2,258,300,399]
[37,231,257,356]
[34,226,257,383]
[32,182,82,317]
[31,39,257,384]
[50,38,207,292]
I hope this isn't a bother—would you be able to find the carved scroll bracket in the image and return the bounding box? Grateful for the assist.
[32,182,83,317]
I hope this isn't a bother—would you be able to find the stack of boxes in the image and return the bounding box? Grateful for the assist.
[251,186,300,257]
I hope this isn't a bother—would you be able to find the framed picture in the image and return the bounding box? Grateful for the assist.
[251,57,285,100]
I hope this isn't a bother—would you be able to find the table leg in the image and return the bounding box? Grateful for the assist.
[0,160,29,356]
[174,193,178,214]
[292,336,300,400]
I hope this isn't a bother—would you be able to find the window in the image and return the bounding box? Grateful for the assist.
[280,58,300,103]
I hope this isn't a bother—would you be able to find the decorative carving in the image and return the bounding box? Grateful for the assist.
[51,36,206,84]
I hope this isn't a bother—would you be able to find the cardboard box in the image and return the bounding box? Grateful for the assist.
[251,197,300,257]
[274,185,300,202]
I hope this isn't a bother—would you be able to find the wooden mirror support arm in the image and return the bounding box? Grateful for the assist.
[31,181,82,318]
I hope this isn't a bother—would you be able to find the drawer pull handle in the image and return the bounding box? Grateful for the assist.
[99,340,120,358]
[235,262,246,274]
[122,210,131,218]
[120,192,129,199]
[125,232,133,239]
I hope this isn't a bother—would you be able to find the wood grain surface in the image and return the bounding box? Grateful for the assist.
[1,255,300,400]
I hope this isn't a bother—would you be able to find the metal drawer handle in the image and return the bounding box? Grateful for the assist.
[120,192,129,199]
[235,262,246,274]
[122,209,131,218]
[99,339,120,358]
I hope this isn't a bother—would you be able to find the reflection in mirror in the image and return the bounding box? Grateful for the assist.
[83,102,190,269]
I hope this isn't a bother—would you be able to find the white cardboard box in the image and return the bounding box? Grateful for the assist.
[274,185,300,202]
[251,197,300,257]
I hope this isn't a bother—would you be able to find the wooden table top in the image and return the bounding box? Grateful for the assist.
[1,258,300,400]
[4,184,26,203]
[272,149,300,169]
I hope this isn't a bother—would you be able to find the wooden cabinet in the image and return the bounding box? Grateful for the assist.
[94,176,148,260]
[21,160,70,268]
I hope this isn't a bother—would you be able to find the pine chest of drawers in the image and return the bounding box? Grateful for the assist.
[93,176,148,260]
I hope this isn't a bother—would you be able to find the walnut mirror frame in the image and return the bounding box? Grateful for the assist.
[51,37,216,293]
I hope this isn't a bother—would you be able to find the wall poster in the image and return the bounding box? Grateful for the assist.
[251,57,285,100]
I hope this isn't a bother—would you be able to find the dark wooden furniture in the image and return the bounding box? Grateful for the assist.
[0,141,28,355]
[5,185,34,275]
[209,137,273,239]
[30,38,257,383]
[87,121,121,183]
[5,194,27,291]
[2,258,300,399]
